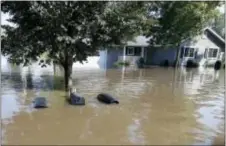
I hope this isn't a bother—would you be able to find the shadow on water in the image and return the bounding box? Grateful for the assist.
[1,60,225,145]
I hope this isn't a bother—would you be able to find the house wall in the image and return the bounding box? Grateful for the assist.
[118,56,141,66]
[145,47,177,66]
[145,47,156,65]
[98,50,108,69]
[117,46,146,67]
[106,49,123,68]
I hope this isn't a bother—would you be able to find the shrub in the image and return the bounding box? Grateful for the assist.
[160,60,169,67]
[137,57,145,68]
[214,60,221,70]
[186,60,198,68]
[114,61,130,67]
[124,61,130,66]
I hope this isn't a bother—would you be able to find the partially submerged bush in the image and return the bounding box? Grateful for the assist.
[160,60,169,67]
[137,57,145,68]
[186,60,198,68]
[138,57,145,64]
[114,61,130,67]
[124,61,130,66]
[214,60,221,70]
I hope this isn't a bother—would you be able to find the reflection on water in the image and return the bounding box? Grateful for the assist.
[1,58,225,145]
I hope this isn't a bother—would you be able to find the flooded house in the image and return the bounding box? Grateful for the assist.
[96,27,225,68]
[98,36,150,68]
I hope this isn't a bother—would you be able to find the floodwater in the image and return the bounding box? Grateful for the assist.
[1,58,225,145]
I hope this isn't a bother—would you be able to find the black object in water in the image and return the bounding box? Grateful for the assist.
[161,60,169,67]
[33,97,48,108]
[97,93,119,104]
[186,60,198,68]
[68,93,85,105]
[214,61,221,70]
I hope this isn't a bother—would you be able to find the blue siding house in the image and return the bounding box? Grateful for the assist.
[99,27,225,68]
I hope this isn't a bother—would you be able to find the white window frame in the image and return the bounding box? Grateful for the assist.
[126,46,135,56]
[182,46,197,58]
[206,48,218,59]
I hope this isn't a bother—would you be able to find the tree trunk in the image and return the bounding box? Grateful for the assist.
[63,61,73,98]
[175,45,181,67]
[63,44,73,99]
[53,63,56,74]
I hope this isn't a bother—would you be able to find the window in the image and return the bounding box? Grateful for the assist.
[134,47,142,56]
[208,48,218,58]
[184,47,195,57]
[126,46,142,56]
[204,48,218,58]
[126,47,134,55]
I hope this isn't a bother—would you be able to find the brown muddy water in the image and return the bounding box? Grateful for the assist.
[1,59,225,145]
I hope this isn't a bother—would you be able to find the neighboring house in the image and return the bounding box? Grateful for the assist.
[99,27,225,68]
[178,27,225,66]
[98,36,150,68]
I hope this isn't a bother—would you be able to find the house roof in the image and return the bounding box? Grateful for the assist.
[126,35,150,46]
[204,27,225,50]
[205,27,225,44]
[123,27,225,50]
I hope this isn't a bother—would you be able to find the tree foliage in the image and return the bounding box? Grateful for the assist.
[1,1,147,67]
[212,13,225,39]
[1,1,150,91]
[145,1,222,46]
[143,1,222,66]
